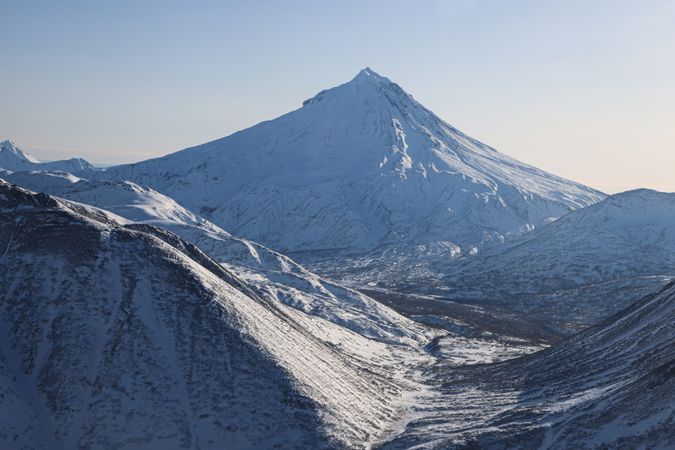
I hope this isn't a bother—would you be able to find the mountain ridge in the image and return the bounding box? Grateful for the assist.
[419,187,675,332]
[0,180,421,449]
[0,171,429,345]
[0,140,94,175]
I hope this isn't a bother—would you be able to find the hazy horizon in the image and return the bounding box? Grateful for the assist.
[2,0,674,194]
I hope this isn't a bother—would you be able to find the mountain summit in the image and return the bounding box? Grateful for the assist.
[101,69,605,259]
[0,140,94,175]
[0,140,41,165]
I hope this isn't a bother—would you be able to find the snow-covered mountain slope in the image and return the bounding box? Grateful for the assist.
[0,140,94,175]
[1,171,428,345]
[98,68,604,260]
[427,189,675,332]
[0,140,40,164]
[0,180,424,449]
[383,280,675,449]
[0,170,221,231]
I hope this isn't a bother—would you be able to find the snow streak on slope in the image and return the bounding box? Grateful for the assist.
[0,180,422,449]
[429,189,675,332]
[0,171,428,345]
[382,281,675,449]
[99,68,604,259]
[0,140,94,175]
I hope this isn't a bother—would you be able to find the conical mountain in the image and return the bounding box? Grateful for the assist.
[101,68,604,258]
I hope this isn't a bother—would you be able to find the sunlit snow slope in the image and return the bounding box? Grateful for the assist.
[0,180,417,449]
[99,68,604,259]
[0,171,427,345]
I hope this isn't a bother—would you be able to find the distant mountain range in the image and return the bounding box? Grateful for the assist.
[0,140,94,175]
[424,189,675,332]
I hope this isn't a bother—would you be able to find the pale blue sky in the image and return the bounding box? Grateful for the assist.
[1,0,674,193]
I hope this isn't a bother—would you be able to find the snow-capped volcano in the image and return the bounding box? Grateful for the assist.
[99,68,604,258]
[0,140,94,175]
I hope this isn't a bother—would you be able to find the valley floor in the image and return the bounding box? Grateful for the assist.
[357,287,550,449]
[371,282,675,449]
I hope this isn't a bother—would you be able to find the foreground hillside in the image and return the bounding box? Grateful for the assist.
[0,181,420,449]
[0,170,428,345]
